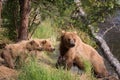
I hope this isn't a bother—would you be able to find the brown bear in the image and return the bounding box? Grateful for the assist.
[31,39,55,52]
[56,31,109,78]
[1,39,55,69]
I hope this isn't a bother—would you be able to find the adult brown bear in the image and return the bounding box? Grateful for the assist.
[1,39,55,69]
[56,31,109,78]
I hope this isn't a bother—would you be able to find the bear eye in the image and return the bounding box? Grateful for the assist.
[49,45,51,47]
[37,44,39,47]
[74,39,76,42]
[68,38,70,41]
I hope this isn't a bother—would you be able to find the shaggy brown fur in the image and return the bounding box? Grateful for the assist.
[56,31,109,78]
[1,39,55,69]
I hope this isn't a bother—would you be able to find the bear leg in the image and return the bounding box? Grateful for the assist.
[2,50,14,69]
[65,58,74,70]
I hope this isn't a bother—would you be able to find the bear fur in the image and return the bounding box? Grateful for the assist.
[32,39,55,52]
[1,39,55,69]
[56,31,109,78]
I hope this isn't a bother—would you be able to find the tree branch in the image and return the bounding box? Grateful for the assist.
[102,24,116,37]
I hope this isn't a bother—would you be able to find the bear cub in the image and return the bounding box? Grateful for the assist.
[1,39,55,69]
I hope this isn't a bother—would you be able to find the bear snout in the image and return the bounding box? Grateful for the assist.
[69,40,75,47]
[51,48,55,52]
[45,47,55,52]
[70,43,75,47]
[39,47,43,51]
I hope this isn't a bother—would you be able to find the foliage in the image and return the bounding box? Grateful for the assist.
[83,60,96,80]
[31,18,57,43]
[18,57,79,80]
[2,0,120,41]
[2,0,19,41]
[81,0,120,24]
[37,0,120,29]
[1,1,119,80]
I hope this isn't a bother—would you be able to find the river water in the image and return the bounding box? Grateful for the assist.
[98,10,120,61]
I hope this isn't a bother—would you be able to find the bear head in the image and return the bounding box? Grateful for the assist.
[41,39,55,52]
[61,31,77,48]
[26,40,42,51]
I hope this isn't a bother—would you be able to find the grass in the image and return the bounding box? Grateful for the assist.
[83,60,96,80]
[18,56,96,80]
[18,57,79,80]
[18,18,97,80]
[32,18,57,40]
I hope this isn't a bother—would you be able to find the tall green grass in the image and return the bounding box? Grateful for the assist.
[18,57,96,80]
[18,57,79,80]
[83,60,96,80]
[32,18,57,40]
[27,18,97,80]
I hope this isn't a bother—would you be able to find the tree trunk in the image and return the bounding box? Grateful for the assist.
[0,0,2,27]
[18,0,30,41]
[74,0,120,78]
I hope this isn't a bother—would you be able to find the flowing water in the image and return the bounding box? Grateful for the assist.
[96,10,120,79]
[98,10,120,61]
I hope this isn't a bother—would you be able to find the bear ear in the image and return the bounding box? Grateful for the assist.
[29,40,35,45]
[61,30,65,35]
[42,40,47,44]
[26,40,35,51]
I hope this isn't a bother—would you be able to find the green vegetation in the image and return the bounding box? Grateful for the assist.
[18,57,79,80]
[84,60,96,80]
[18,54,97,80]
[17,22,96,80]
[2,0,119,41]
[1,0,120,80]
[32,18,57,39]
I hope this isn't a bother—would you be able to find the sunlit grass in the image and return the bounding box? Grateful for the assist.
[24,19,97,80]
[18,57,79,80]
[83,60,96,80]
[18,56,96,80]
[32,18,57,40]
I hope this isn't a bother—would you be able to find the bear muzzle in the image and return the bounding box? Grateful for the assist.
[70,43,75,47]
[50,48,55,52]
[69,40,75,47]
[44,48,55,52]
